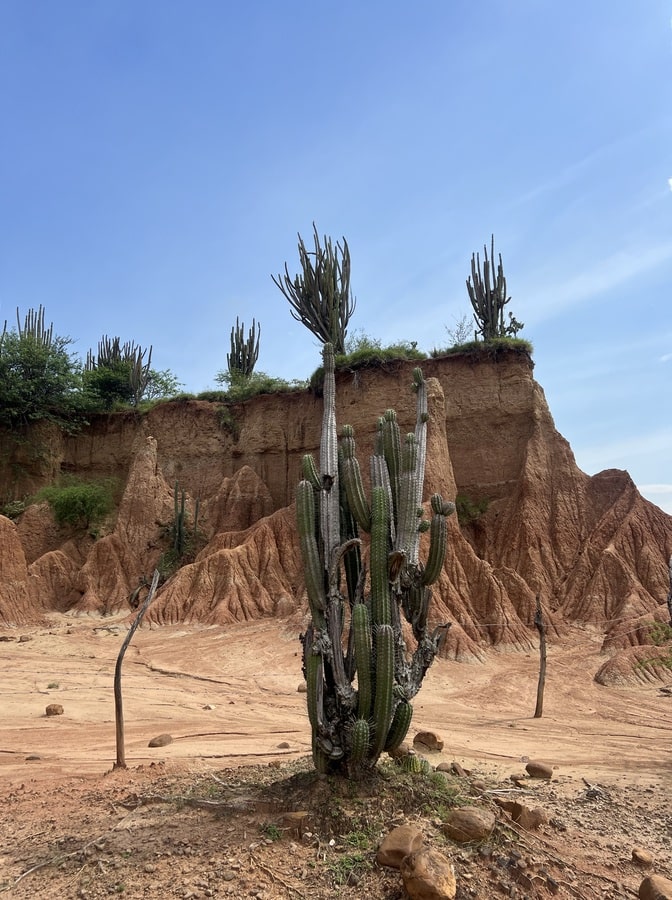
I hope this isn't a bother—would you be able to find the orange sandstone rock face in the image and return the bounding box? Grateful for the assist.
[0,351,670,670]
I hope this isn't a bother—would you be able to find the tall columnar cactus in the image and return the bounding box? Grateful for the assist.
[297,343,454,777]
[16,305,54,347]
[227,317,260,377]
[272,224,356,354]
[466,235,523,341]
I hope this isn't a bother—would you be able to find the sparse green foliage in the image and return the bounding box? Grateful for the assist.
[649,622,672,647]
[455,494,489,526]
[141,369,183,403]
[259,822,282,841]
[443,314,472,347]
[273,223,356,354]
[227,317,260,378]
[467,235,523,341]
[37,477,115,530]
[0,310,86,431]
[84,336,153,407]
[1,499,27,520]
[431,337,533,359]
[298,343,453,779]
[215,370,306,401]
[159,482,202,576]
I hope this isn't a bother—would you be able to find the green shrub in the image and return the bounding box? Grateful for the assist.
[431,337,533,359]
[455,494,489,526]
[0,330,87,431]
[37,478,115,530]
[1,499,27,520]
[309,338,427,391]
[215,370,306,402]
[649,622,672,646]
[196,390,229,402]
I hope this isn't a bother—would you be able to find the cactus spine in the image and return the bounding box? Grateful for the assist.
[298,343,454,778]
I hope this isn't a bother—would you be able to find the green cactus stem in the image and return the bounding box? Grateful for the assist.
[296,342,453,778]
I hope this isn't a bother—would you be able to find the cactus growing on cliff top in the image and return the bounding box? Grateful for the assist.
[272,224,355,354]
[467,235,523,341]
[297,343,454,777]
[227,317,260,378]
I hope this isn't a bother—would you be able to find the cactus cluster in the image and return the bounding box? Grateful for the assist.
[297,343,454,777]
[85,335,153,406]
[272,223,355,354]
[227,317,260,377]
[466,235,523,341]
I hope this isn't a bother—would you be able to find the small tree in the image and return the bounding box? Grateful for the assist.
[0,308,85,430]
[272,223,356,354]
[466,235,523,341]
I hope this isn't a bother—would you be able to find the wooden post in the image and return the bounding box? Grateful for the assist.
[666,555,672,627]
[534,594,547,719]
[113,570,160,769]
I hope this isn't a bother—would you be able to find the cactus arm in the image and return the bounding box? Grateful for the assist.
[301,453,321,491]
[370,454,396,545]
[319,343,340,564]
[370,486,391,626]
[381,410,401,518]
[395,434,419,557]
[352,603,372,720]
[384,700,413,752]
[421,511,448,586]
[371,624,395,756]
[349,718,371,765]
[296,480,327,627]
[409,368,428,565]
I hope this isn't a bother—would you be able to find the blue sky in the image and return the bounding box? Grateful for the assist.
[1,2,671,513]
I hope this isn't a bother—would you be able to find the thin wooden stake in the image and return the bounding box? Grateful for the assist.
[666,555,672,627]
[534,594,547,719]
[114,570,160,769]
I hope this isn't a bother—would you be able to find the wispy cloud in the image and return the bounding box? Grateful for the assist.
[661,353,672,363]
[575,428,672,474]
[668,177,672,192]
[517,240,672,324]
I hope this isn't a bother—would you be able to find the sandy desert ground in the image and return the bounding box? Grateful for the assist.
[1,613,671,898]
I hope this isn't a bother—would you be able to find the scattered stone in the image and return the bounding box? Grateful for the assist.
[148,733,173,747]
[25,754,41,761]
[413,730,444,752]
[510,772,528,784]
[632,847,654,867]
[18,634,33,642]
[297,682,307,693]
[470,779,487,793]
[376,824,424,869]
[0,635,14,642]
[400,847,456,900]
[525,760,553,779]
[442,807,495,843]
[494,797,548,831]
[202,703,215,710]
[276,741,290,749]
[45,703,64,716]
[639,874,672,899]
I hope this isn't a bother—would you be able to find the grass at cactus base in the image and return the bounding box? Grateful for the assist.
[0,616,671,898]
